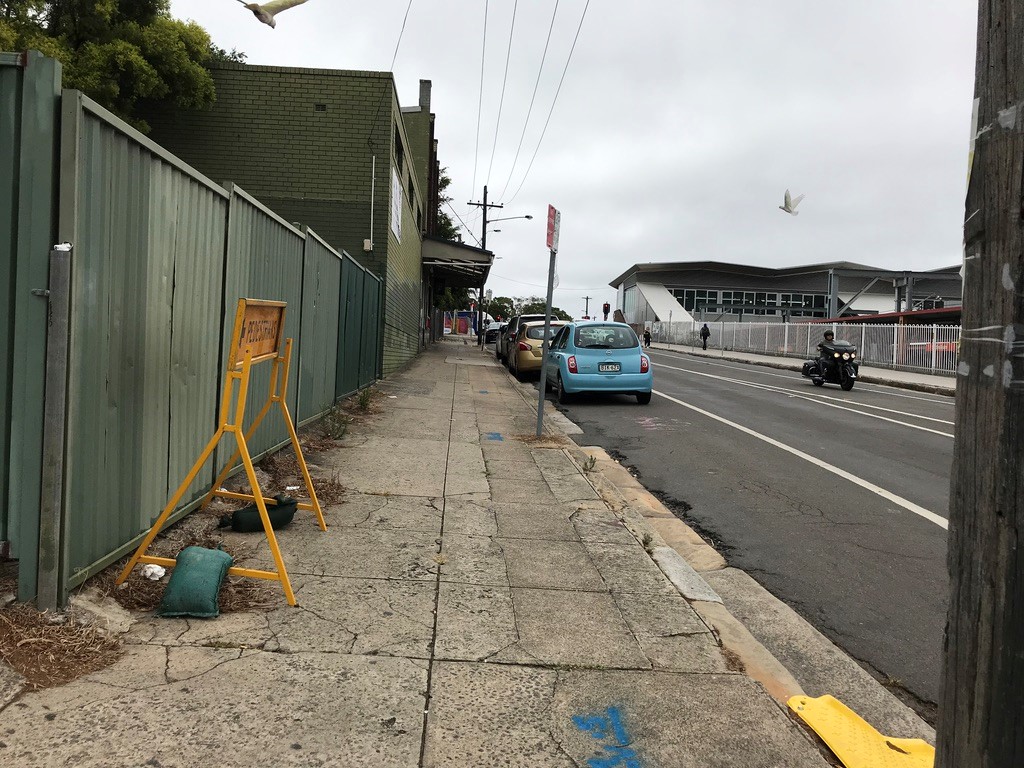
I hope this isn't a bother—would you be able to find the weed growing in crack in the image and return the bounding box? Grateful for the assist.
[581,455,597,473]
[357,387,373,411]
[641,532,655,553]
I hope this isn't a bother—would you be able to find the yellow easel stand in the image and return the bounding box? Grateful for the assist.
[116,299,326,606]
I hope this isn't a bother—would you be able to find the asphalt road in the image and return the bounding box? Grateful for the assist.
[546,348,952,710]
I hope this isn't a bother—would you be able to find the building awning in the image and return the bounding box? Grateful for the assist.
[422,236,493,288]
[636,282,694,323]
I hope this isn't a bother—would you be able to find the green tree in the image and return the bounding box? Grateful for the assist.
[518,296,571,321]
[0,0,221,131]
[435,287,471,312]
[435,167,460,241]
[487,296,515,322]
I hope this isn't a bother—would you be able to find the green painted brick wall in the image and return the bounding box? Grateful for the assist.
[143,62,430,375]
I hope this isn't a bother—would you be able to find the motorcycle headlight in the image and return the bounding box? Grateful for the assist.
[833,352,840,358]
[851,352,856,359]
[842,352,850,360]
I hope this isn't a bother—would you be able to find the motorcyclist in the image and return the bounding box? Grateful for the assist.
[815,330,835,376]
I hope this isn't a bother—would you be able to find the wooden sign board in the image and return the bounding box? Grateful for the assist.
[229,299,286,370]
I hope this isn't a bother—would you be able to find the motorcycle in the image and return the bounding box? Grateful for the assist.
[801,339,860,391]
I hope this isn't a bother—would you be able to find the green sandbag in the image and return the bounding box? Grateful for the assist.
[157,546,234,618]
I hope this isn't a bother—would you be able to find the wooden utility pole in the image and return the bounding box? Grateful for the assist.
[937,2,1024,765]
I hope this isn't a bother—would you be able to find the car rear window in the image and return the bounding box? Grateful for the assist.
[574,325,639,349]
[525,324,562,340]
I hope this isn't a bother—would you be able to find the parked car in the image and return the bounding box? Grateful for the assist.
[484,321,504,344]
[509,320,567,380]
[496,313,546,364]
[543,321,652,404]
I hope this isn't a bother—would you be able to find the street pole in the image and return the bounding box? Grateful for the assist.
[467,185,502,347]
[537,205,560,436]
[937,2,1024,765]
[582,295,592,318]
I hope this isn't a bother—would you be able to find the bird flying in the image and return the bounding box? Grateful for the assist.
[237,0,309,28]
[779,189,805,215]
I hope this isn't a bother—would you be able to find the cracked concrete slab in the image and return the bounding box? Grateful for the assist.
[265,576,435,657]
[611,592,730,673]
[321,436,448,496]
[434,583,518,661]
[489,588,651,669]
[487,477,558,504]
[438,533,509,587]
[424,663,826,768]
[245,527,440,582]
[327,492,443,533]
[441,496,498,536]
[492,502,578,541]
[1,650,427,768]
[570,505,638,545]
[444,442,489,496]
[583,542,681,596]
[500,539,606,590]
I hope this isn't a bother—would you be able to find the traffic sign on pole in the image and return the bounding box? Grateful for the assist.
[546,205,561,253]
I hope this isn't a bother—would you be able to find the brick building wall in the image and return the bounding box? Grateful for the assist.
[143,62,431,376]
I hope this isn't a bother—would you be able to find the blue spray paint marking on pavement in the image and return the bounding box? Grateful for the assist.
[479,390,489,394]
[572,706,641,767]
[483,432,504,441]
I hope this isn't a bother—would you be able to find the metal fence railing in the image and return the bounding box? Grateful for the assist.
[651,321,961,377]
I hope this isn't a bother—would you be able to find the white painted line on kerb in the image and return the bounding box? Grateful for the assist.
[654,389,949,530]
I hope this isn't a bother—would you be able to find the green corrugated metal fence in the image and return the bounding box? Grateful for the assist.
[1,70,384,606]
[1,52,60,601]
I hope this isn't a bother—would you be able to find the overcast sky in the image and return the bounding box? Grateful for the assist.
[169,1,978,319]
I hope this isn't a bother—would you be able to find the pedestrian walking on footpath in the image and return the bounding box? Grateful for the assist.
[700,323,711,350]
[643,328,651,348]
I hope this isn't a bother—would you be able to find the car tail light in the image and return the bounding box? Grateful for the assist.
[567,355,578,374]
[518,341,530,351]
[640,355,649,373]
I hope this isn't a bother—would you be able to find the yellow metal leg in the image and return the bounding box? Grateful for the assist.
[279,398,327,531]
[233,428,296,606]
[116,427,225,585]
[200,397,273,511]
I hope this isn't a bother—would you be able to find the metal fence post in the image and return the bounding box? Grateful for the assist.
[930,325,937,374]
[37,244,73,611]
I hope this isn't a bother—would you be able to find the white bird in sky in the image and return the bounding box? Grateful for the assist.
[236,0,309,28]
[779,189,805,215]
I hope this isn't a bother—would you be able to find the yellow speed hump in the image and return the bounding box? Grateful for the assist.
[788,695,934,768]
[116,299,327,606]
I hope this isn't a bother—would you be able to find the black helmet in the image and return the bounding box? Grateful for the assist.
[824,330,835,339]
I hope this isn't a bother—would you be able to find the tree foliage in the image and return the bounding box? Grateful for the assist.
[0,0,223,131]
[435,287,472,312]
[517,296,572,321]
[435,167,460,241]
[487,296,515,322]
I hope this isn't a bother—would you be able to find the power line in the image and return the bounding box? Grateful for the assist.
[445,200,481,247]
[496,0,559,201]
[505,0,591,205]
[389,0,415,70]
[470,0,489,201]
[485,0,519,186]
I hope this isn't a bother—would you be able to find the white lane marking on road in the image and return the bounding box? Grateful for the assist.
[655,363,955,436]
[653,390,949,530]
[649,350,954,405]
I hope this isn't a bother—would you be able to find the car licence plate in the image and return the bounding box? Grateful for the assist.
[598,362,620,373]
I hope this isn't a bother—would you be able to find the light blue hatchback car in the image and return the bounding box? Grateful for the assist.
[543,321,653,405]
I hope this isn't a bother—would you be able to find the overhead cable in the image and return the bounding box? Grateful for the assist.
[485,0,519,186]
[505,0,591,205]
[495,0,560,201]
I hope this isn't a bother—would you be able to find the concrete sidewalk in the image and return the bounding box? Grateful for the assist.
[651,342,956,396]
[0,338,929,766]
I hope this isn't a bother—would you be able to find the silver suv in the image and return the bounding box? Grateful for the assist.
[496,313,547,365]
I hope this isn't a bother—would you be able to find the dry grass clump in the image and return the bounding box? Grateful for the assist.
[0,603,123,690]
[511,433,571,448]
[88,513,275,614]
